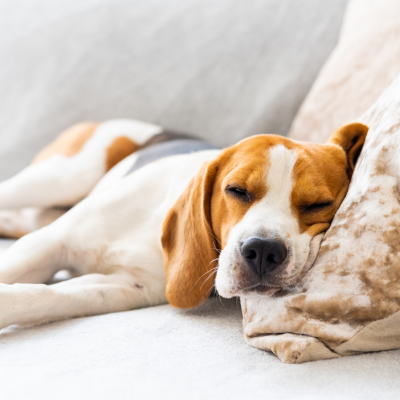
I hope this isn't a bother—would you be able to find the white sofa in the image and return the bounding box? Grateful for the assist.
[1,1,399,398]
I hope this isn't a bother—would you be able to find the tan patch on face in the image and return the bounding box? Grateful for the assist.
[32,122,99,163]
[282,124,367,255]
[105,136,140,171]
[210,138,270,247]
[290,144,350,235]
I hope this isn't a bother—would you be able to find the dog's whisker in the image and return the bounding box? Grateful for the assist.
[212,287,224,306]
[209,257,219,266]
[235,296,241,310]
[206,283,216,296]
[192,267,218,289]
[200,269,218,290]
[207,230,222,247]
[210,246,221,254]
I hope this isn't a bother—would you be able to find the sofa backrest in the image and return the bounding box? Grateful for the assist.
[0,0,347,180]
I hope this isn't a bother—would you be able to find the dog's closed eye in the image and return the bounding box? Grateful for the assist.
[303,201,334,213]
[225,185,252,202]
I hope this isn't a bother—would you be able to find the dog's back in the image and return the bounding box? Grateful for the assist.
[0,120,219,238]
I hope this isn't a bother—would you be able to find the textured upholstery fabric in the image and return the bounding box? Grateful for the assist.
[0,0,347,180]
[288,0,400,143]
[242,75,400,363]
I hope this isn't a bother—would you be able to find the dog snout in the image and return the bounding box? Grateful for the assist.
[240,237,287,277]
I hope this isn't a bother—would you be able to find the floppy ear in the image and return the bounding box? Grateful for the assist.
[161,160,220,309]
[327,122,369,178]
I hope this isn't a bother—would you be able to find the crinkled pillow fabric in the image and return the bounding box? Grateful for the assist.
[288,0,400,144]
[0,0,347,180]
[241,74,400,364]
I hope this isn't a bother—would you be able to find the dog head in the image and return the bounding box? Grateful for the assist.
[161,122,368,308]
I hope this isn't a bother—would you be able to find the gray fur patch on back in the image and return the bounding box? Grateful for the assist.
[125,138,220,176]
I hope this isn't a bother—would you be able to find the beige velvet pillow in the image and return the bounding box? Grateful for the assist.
[241,74,400,363]
[288,0,400,143]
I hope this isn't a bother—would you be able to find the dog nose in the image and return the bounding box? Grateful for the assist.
[241,237,287,276]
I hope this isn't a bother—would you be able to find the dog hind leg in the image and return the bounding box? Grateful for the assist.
[0,120,161,210]
[0,123,102,209]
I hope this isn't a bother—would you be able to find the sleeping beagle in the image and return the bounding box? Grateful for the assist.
[0,119,367,329]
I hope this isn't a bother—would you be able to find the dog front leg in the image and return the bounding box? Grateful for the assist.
[0,207,67,238]
[0,272,151,330]
[0,226,65,284]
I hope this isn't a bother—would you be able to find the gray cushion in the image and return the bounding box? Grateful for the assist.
[0,0,347,180]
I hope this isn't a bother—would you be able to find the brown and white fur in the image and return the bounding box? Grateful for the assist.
[0,119,367,329]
